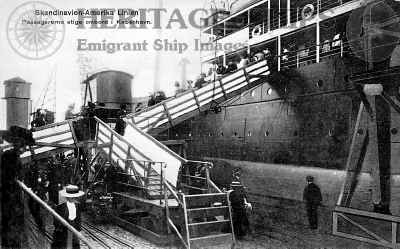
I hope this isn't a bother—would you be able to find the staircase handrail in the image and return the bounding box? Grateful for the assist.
[128,59,269,133]
[17,180,97,249]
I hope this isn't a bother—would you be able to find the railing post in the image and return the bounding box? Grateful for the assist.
[316,15,320,63]
[287,0,291,26]
[267,0,271,32]
[392,222,397,244]
[182,194,191,249]
[278,35,281,71]
[109,133,113,162]
[332,211,338,234]
[160,162,163,205]
[340,40,344,57]
[205,164,211,193]
[162,165,171,235]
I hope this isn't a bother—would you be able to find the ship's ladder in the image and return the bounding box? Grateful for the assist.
[128,59,270,135]
[94,117,235,248]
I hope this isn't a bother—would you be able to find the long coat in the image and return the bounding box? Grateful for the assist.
[51,202,81,249]
[1,149,24,249]
[303,183,322,206]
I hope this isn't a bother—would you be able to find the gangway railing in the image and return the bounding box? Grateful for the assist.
[128,59,270,134]
[333,206,400,249]
[115,159,167,201]
[17,180,96,249]
[0,119,80,164]
[95,117,186,187]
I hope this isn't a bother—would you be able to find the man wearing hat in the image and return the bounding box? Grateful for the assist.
[1,126,35,248]
[229,180,252,239]
[52,185,84,249]
[303,175,322,229]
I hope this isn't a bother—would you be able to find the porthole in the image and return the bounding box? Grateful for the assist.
[265,131,270,136]
[316,80,323,88]
[266,88,273,95]
[391,128,398,135]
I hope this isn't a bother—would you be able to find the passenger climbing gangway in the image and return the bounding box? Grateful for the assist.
[128,59,270,134]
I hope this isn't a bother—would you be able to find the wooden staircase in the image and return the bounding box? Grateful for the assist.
[94,118,235,248]
[182,193,235,249]
[165,162,235,249]
[145,168,165,199]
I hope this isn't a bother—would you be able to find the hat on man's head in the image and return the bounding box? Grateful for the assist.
[230,181,243,189]
[60,185,84,198]
[2,126,35,146]
[306,175,314,182]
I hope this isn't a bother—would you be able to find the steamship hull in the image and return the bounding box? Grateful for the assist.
[157,54,400,233]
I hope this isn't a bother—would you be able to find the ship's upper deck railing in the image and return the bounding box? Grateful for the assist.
[201,0,364,63]
[204,0,355,40]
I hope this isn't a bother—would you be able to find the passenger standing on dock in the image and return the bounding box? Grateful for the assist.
[52,185,84,249]
[229,180,251,239]
[1,126,35,249]
[303,175,322,229]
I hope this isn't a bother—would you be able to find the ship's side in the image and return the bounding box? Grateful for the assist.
[155,0,400,234]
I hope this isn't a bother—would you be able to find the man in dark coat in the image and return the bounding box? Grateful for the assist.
[51,185,84,249]
[1,126,35,248]
[229,181,251,239]
[303,175,322,229]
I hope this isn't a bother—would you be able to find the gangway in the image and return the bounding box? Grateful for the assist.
[128,59,270,134]
[94,117,236,248]
[0,119,80,164]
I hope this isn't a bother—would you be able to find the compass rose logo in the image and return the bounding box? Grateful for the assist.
[6,1,65,60]
[346,0,400,63]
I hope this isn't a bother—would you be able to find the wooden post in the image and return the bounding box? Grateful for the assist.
[316,17,320,63]
[267,0,271,32]
[337,103,369,206]
[392,222,397,244]
[163,166,171,235]
[368,96,382,206]
[109,133,113,163]
[278,35,281,71]
[287,0,290,26]
[278,0,281,28]
[182,195,191,249]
